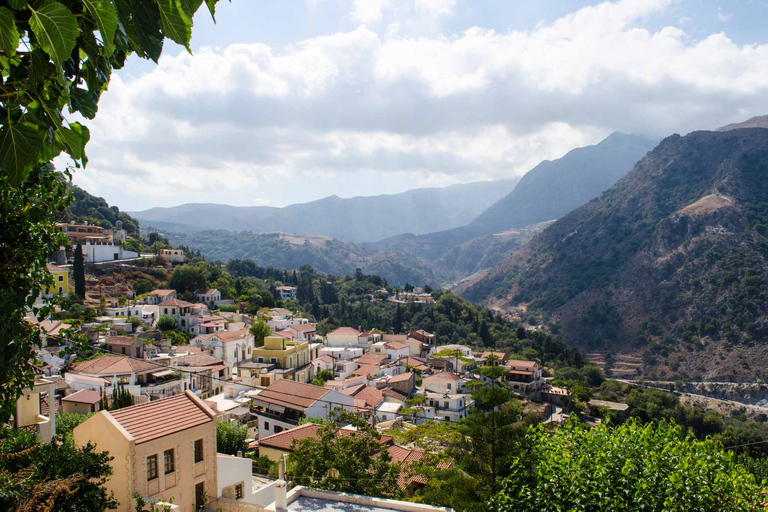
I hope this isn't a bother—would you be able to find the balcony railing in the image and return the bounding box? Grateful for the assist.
[18,424,39,434]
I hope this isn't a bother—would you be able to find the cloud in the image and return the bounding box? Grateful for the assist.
[71,0,768,210]
[717,7,732,22]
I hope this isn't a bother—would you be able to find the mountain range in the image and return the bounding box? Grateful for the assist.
[130,179,520,243]
[463,126,768,381]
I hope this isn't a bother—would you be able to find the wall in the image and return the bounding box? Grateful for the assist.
[206,497,265,512]
[325,333,359,347]
[62,401,96,414]
[257,446,289,463]
[217,454,255,503]
[84,242,139,263]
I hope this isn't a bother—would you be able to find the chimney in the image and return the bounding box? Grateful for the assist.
[274,479,288,509]
[278,455,285,479]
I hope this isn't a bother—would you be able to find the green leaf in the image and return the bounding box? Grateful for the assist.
[7,0,25,9]
[0,7,19,57]
[132,0,164,62]
[184,0,204,18]
[0,121,44,186]
[70,87,98,119]
[28,1,80,68]
[205,0,217,21]
[54,123,90,161]
[82,0,118,56]
[157,0,193,49]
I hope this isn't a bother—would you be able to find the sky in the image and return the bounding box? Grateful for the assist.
[63,0,768,211]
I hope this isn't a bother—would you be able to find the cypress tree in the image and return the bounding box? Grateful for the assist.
[73,243,86,299]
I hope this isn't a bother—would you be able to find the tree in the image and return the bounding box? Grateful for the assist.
[491,419,763,511]
[73,243,86,299]
[0,427,117,512]
[311,369,334,386]
[288,413,401,498]
[168,263,209,298]
[56,412,93,438]
[216,420,248,456]
[156,315,178,332]
[249,318,271,347]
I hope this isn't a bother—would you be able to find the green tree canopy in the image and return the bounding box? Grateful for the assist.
[491,419,763,511]
[249,318,271,347]
[216,420,248,456]
[156,314,177,332]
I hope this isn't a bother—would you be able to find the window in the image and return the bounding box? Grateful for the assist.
[274,426,284,434]
[164,308,168,314]
[58,275,63,282]
[444,401,449,409]
[257,357,264,363]
[195,482,205,510]
[447,383,451,391]
[264,421,270,431]
[270,357,277,364]
[164,449,175,474]
[194,439,204,463]
[147,454,158,481]
[235,483,244,500]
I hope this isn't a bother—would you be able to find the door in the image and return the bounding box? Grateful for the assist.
[195,481,205,510]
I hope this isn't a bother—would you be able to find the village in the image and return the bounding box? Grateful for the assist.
[13,225,630,511]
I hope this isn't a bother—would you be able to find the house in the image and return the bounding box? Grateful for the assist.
[409,329,436,348]
[82,241,139,263]
[189,315,227,335]
[285,323,317,342]
[325,327,361,347]
[311,355,335,376]
[189,329,254,368]
[105,335,146,358]
[376,402,403,423]
[505,359,543,393]
[73,391,218,512]
[42,263,70,298]
[57,221,112,243]
[424,391,473,422]
[401,356,430,373]
[13,375,56,443]
[61,389,103,414]
[356,330,382,348]
[142,289,177,306]
[480,351,508,366]
[423,372,463,394]
[196,288,221,307]
[260,484,451,512]
[370,341,410,361]
[276,286,297,300]
[385,372,415,396]
[588,400,630,422]
[429,344,474,373]
[216,453,258,505]
[67,355,182,400]
[251,335,312,384]
[160,248,185,263]
[158,298,195,330]
[249,380,354,438]
[356,353,389,367]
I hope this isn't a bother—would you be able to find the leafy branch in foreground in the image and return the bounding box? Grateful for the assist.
[0,0,218,187]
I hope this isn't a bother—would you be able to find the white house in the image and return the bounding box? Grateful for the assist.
[285,323,317,342]
[82,242,139,263]
[250,380,354,438]
[158,298,195,330]
[424,392,473,422]
[324,327,361,347]
[190,329,254,368]
[375,401,403,423]
[369,341,410,361]
[160,248,185,263]
[423,372,464,394]
[196,288,222,307]
[276,286,297,300]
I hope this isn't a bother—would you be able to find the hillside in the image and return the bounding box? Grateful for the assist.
[469,132,658,233]
[166,230,439,286]
[463,128,768,381]
[60,183,140,235]
[131,178,519,243]
[717,115,768,131]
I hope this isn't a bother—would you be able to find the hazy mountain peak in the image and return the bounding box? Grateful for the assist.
[716,115,768,132]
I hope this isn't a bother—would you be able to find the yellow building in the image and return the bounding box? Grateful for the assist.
[251,335,311,383]
[43,263,70,298]
[73,391,218,512]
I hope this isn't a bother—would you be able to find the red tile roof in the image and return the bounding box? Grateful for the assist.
[201,329,249,343]
[382,388,408,402]
[158,298,195,308]
[196,289,218,295]
[62,389,103,404]
[387,372,413,383]
[107,391,215,444]
[506,359,537,369]
[73,355,157,375]
[46,263,67,273]
[426,372,462,382]
[314,355,335,364]
[289,324,316,332]
[354,386,383,408]
[327,327,360,336]
[353,365,378,377]
[255,380,330,412]
[105,336,141,346]
[258,423,393,451]
[388,445,452,488]
[356,353,388,366]
[384,341,408,350]
[481,351,506,359]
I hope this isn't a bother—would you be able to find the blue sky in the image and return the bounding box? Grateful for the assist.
[66,0,768,211]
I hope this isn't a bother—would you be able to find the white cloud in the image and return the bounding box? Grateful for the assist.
[73,0,768,210]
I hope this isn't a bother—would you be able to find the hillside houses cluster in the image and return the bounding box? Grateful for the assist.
[20,281,555,511]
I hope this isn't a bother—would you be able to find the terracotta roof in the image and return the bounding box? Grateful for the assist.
[388,445,452,488]
[273,329,296,339]
[506,359,537,369]
[341,384,366,396]
[276,286,296,291]
[200,329,249,343]
[150,289,175,296]
[254,380,330,412]
[507,370,534,376]
[387,372,413,383]
[354,386,383,408]
[258,423,393,451]
[411,330,434,338]
[314,355,335,364]
[353,365,378,377]
[481,351,506,359]
[384,341,408,350]
[41,395,60,416]
[105,336,140,346]
[268,308,292,317]
[289,324,316,332]
[356,353,388,366]
[196,289,218,295]
[382,388,408,402]
[37,319,71,336]
[327,327,360,336]
[62,389,102,404]
[107,391,215,444]
[46,263,67,273]
[158,298,195,308]
[73,355,157,375]
[382,334,408,342]
[426,372,462,382]
[178,353,224,367]
[402,357,428,369]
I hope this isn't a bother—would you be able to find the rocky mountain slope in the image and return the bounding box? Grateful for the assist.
[463,128,768,381]
[130,178,519,243]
